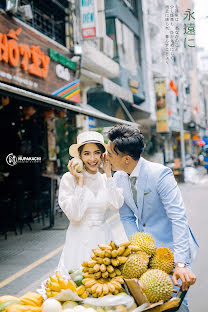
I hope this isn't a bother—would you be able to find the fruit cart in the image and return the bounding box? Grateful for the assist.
[125,278,187,312]
[0,235,190,312]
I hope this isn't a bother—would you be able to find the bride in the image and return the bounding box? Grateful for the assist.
[57,131,124,275]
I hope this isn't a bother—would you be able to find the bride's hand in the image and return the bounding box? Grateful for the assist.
[67,160,84,186]
[103,154,112,178]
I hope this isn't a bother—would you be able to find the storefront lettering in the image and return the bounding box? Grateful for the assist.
[56,64,70,81]
[0,28,50,78]
[49,48,76,71]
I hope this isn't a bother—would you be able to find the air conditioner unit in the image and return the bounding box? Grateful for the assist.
[1,0,19,13]
[99,36,114,59]
[17,4,33,20]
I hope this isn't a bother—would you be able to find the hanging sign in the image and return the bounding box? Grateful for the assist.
[154,78,169,133]
[80,0,97,38]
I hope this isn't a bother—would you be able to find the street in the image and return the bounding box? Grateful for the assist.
[0,168,207,311]
[179,170,208,312]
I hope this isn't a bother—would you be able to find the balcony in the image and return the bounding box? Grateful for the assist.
[82,42,120,78]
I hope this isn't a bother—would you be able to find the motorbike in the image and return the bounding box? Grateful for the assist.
[202,144,208,173]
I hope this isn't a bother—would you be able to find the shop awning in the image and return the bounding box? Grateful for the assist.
[81,69,134,103]
[0,81,139,127]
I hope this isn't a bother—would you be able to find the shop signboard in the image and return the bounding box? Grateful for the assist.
[154,78,169,133]
[80,0,97,38]
[0,14,80,103]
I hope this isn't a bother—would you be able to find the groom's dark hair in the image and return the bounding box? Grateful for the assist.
[108,125,145,160]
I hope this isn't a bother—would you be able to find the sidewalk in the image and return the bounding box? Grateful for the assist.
[0,212,69,295]
[0,210,126,296]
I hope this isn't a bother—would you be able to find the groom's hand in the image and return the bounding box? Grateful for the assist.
[103,154,112,178]
[172,267,196,291]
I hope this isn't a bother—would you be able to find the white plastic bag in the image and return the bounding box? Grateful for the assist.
[83,294,134,308]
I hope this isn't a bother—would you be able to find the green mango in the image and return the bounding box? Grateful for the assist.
[73,275,84,286]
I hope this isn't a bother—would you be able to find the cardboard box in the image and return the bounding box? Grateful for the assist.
[124,279,181,312]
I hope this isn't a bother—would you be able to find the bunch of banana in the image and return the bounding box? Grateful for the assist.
[82,241,137,279]
[20,292,44,307]
[81,276,124,297]
[45,272,77,298]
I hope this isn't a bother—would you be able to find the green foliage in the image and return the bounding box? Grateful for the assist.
[56,118,81,174]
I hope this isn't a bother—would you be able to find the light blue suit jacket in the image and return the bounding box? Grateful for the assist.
[114,157,198,264]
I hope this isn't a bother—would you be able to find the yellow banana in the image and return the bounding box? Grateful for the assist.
[67,279,77,292]
[58,277,68,289]
[111,259,120,266]
[96,284,103,296]
[51,291,60,297]
[111,250,118,258]
[76,285,86,296]
[93,264,100,272]
[98,244,112,251]
[91,283,100,293]
[108,282,115,293]
[117,256,128,264]
[102,271,108,279]
[117,246,125,256]
[102,284,109,295]
[96,257,104,264]
[49,276,58,283]
[94,271,102,279]
[107,265,114,273]
[109,272,116,278]
[48,282,61,291]
[119,241,131,247]
[88,260,97,268]
[103,258,111,265]
[85,279,97,288]
[114,268,122,276]
[104,250,112,258]
[109,241,117,250]
[122,247,132,257]
[111,280,122,290]
[100,264,107,272]
[80,291,89,299]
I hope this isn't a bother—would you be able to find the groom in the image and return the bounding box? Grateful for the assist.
[106,125,198,312]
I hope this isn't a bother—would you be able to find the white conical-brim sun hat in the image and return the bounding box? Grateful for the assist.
[69,131,108,158]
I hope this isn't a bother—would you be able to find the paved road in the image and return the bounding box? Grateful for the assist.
[0,167,207,310]
[179,171,208,312]
[0,210,127,296]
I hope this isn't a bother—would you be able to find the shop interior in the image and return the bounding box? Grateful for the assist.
[0,94,78,239]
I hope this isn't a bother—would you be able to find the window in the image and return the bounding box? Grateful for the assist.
[106,18,119,60]
[16,0,74,48]
[106,17,141,71]
[134,36,141,66]
[116,19,138,74]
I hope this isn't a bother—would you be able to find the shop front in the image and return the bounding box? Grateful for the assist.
[0,12,81,236]
[0,13,138,237]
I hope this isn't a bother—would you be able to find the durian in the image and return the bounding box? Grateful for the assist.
[129,232,156,256]
[149,247,174,274]
[121,252,149,279]
[139,269,173,303]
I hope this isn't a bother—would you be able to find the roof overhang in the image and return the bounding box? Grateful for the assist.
[0,81,139,127]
